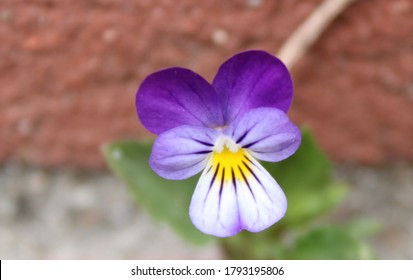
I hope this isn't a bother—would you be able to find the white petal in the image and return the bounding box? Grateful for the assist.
[237,154,287,232]
[189,149,287,237]
[189,158,241,237]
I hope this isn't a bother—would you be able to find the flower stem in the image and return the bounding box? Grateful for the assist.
[277,0,358,69]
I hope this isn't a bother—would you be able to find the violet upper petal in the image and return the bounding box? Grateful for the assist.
[212,50,293,124]
[136,67,225,134]
[225,107,301,162]
[149,125,220,180]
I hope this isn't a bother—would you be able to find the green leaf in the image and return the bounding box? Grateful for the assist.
[345,219,382,239]
[288,225,375,259]
[284,183,347,225]
[102,140,213,244]
[262,128,347,225]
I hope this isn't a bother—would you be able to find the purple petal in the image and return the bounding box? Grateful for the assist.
[189,150,287,237]
[225,107,301,162]
[212,50,293,124]
[136,67,225,134]
[150,125,220,180]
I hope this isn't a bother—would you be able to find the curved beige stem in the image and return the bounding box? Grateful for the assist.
[277,0,357,69]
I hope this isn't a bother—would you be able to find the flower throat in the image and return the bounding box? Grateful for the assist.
[211,136,253,182]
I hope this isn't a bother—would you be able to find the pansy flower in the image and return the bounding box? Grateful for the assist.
[136,50,301,237]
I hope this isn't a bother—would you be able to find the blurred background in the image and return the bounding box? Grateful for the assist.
[0,0,412,259]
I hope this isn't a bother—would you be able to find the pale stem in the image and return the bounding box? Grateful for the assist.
[277,0,358,69]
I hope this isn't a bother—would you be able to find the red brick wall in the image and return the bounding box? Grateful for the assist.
[1,0,412,168]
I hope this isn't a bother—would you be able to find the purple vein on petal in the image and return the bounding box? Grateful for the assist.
[235,130,249,143]
[193,140,215,147]
[185,80,223,126]
[217,167,225,219]
[248,160,276,205]
[166,89,210,127]
[193,150,213,155]
[240,159,275,205]
[203,163,220,204]
[242,134,274,149]
[230,166,242,228]
[229,73,261,122]
[237,165,256,202]
[233,169,241,228]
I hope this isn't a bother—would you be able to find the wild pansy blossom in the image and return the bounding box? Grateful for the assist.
[136,50,301,237]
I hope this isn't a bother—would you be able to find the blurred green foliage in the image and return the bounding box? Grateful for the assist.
[103,128,377,259]
[103,140,211,244]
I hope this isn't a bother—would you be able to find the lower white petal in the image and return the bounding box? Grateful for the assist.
[189,148,287,237]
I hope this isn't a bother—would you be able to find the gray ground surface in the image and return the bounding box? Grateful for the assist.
[0,163,412,259]
[334,164,413,259]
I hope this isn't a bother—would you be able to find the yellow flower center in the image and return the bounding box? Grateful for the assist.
[211,136,253,183]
